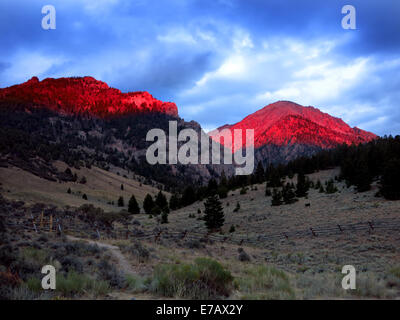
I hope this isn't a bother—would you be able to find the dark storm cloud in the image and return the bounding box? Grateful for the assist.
[0,0,399,135]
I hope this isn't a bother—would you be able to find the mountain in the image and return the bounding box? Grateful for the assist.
[0,76,178,117]
[0,77,231,191]
[212,101,377,152]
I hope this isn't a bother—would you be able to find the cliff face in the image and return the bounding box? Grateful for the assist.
[0,76,178,117]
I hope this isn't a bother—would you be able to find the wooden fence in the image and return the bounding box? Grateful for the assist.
[5,214,400,248]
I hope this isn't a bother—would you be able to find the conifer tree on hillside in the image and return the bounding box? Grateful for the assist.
[155,190,168,211]
[380,159,400,200]
[271,189,283,206]
[169,193,181,210]
[181,186,196,207]
[353,160,372,192]
[254,161,265,183]
[117,196,124,207]
[128,194,140,214]
[204,194,225,231]
[295,172,309,198]
[143,193,155,214]
[282,183,297,204]
[267,167,282,188]
[325,179,338,194]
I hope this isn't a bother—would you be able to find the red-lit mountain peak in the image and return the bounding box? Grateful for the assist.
[0,76,178,117]
[211,101,377,151]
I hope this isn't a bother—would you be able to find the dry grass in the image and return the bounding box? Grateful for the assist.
[0,161,166,212]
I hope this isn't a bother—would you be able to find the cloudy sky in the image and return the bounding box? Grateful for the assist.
[0,0,399,135]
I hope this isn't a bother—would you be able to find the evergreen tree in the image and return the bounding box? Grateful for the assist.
[380,159,400,200]
[67,188,71,194]
[161,210,169,224]
[117,196,124,207]
[271,189,283,206]
[121,184,124,190]
[217,185,228,199]
[282,183,297,204]
[207,178,218,196]
[143,194,155,214]
[267,167,282,188]
[181,186,196,207]
[254,161,265,183]
[204,195,225,231]
[128,195,140,214]
[325,179,338,194]
[155,190,168,211]
[151,205,161,216]
[82,193,88,200]
[295,172,309,198]
[169,193,181,210]
[353,161,372,192]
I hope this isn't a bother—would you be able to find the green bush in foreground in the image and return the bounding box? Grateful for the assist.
[150,258,233,299]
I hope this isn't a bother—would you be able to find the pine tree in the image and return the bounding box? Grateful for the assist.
[271,189,283,206]
[254,161,265,183]
[155,191,168,211]
[295,172,309,198]
[325,179,338,194]
[161,210,168,224]
[282,183,297,204]
[121,184,124,190]
[67,188,71,194]
[143,194,155,214]
[353,161,372,192]
[267,167,282,188]
[128,195,140,214]
[204,195,225,231]
[169,193,181,210]
[380,159,400,200]
[117,196,124,207]
[82,193,88,200]
[181,186,196,207]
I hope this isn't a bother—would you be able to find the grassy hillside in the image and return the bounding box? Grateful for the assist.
[0,161,166,212]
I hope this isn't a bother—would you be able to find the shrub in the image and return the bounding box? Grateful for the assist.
[238,266,295,299]
[123,242,150,263]
[56,271,110,297]
[150,258,233,299]
[125,275,146,293]
[98,259,125,288]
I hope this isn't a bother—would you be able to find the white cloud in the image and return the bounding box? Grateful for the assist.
[2,51,66,84]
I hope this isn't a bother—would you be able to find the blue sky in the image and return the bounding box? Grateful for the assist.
[0,0,399,135]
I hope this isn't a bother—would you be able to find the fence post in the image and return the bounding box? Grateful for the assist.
[31,213,38,233]
[283,232,289,240]
[310,227,317,237]
[155,230,162,243]
[49,215,53,232]
[40,211,44,230]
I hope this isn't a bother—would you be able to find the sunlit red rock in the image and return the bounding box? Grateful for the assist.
[211,101,377,152]
[0,76,178,117]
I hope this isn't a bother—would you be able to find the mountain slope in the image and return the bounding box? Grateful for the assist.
[213,101,377,152]
[0,76,178,117]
